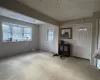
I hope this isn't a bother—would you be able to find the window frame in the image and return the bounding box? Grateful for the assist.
[2,22,32,42]
[47,27,54,42]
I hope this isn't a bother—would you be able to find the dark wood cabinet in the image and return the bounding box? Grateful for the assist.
[59,44,70,57]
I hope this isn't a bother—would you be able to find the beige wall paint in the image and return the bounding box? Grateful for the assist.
[0,0,59,26]
[94,11,100,19]
[0,16,39,58]
[60,17,97,66]
[39,23,59,53]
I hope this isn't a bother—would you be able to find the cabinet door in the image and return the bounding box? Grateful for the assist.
[59,45,63,51]
[64,46,68,52]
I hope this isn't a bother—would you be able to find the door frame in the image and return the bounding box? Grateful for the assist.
[73,23,92,60]
[96,20,100,68]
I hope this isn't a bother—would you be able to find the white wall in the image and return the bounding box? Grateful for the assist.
[0,16,39,58]
[39,23,59,53]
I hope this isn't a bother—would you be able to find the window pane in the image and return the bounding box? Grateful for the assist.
[2,23,11,41]
[3,32,11,41]
[2,24,10,33]
[13,27,23,41]
[24,28,32,34]
[48,35,53,41]
[49,31,53,36]
[24,27,32,41]
[13,33,23,41]
[24,34,31,41]
[13,27,23,34]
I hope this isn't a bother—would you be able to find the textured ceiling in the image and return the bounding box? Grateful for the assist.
[17,0,100,21]
[0,7,45,24]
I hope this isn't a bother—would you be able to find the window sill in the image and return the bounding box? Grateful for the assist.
[47,40,53,43]
[3,40,32,43]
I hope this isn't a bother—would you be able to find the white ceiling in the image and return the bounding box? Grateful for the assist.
[17,0,100,21]
[0,7,45,24]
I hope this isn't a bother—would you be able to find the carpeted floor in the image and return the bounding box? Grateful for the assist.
[0,51,100,80]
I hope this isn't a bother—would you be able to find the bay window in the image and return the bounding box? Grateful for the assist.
[2,22,32,42]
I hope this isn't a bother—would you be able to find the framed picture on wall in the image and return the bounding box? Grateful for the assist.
[61,28,72,39]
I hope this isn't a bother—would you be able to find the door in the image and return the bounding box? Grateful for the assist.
[97,20,100,69]
[73,24,92,59]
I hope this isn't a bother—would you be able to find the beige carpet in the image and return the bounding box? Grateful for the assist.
[0,51,100,80]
